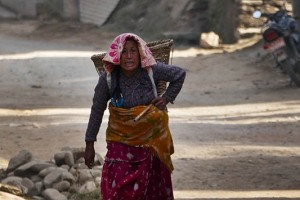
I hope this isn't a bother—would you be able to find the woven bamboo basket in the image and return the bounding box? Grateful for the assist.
[91,39,174,96]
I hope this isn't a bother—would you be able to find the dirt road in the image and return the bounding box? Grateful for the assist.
[1,20,300,199]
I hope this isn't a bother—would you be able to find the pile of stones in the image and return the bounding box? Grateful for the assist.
[0,147,103,200]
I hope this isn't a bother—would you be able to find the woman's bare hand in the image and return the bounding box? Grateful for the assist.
[84,141,95,169]
[151,97,168,110]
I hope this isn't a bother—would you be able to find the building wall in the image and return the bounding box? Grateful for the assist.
[0,0,42,17]
[0,0,119,26]
[79,0,120,26]
[63,0,79,20]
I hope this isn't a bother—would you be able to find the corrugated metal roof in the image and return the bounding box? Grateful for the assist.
[80,0,120,26]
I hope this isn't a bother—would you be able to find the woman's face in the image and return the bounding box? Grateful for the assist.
[120,39,140,77]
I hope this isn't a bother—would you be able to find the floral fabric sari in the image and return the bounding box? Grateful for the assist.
[100,104,174,200]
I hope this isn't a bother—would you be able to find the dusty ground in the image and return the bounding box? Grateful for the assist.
[1,20,300,199]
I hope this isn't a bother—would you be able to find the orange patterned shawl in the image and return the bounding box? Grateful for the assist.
[106,104,174,172]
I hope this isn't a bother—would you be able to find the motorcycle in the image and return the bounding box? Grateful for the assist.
[253,7,300,86]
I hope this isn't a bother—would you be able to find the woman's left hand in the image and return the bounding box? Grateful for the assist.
[152,97,168,110]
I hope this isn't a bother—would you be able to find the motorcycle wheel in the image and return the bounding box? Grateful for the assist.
[281,59,300,86]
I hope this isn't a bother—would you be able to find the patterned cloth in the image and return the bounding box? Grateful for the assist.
[85,62,186,141]
[102,33,157,74]
[106,103,174,172]
[101,142,174,200]
[100,103,175,199]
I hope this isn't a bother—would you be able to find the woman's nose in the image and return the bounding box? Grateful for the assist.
[125,51,132,58]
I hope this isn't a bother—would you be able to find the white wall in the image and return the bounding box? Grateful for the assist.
[0,0,120,25]
[79,0,120,26]
[63,0,79,20]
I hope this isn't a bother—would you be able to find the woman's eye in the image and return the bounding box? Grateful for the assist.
[121,49,137,54]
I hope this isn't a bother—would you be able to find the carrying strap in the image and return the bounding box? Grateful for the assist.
[107,72,112,95]
[147,67,158,98]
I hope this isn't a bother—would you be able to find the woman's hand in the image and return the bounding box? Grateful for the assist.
[84,141,95,169]
[151,97,168,110]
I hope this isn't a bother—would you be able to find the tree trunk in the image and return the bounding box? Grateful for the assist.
[292,0,300,28]
[209,0,240,44]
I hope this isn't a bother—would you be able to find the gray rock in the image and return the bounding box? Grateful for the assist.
[30,175,42,183]
[54,152,65,166]
[53,181,70,192]
[74,162,89,170]
[43,168,67,188]
[79,181,96,194]
[60,191,70,199]
[31,162,54,173]
[95,177,101,185]
[6,171,14,177]
[21,177,37,196]
[34,181,44,195]
[39,167,57,178]
[60,165,70,171]
[2,147,104,200]
[21,178,33,192]
[1,176,22,185]
[90,168,102,178]
[68,184,80,193]
[70,147,85,161]
[69,167,76,176]
[42,188,67,200]
[14,160,38,177]
[75,157,85,164]
[60,171,75,183]
[64,151,74,167]
[95,153,104,166]
[7,150,32,173]
[77,169,93,184]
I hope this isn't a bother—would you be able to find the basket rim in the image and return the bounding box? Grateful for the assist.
[91,39,174,59]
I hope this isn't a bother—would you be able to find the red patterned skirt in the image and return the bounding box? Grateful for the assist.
[100,142,174,200]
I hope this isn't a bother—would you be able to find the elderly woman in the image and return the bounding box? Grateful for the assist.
[84,33,186,200]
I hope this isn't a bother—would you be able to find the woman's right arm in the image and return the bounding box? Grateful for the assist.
[85,72,110,168]
[85,72,110,142]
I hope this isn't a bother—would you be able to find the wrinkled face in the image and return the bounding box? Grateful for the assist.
[120,39,140,77]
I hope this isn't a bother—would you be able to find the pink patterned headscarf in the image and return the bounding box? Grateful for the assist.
[102,33,157,73]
